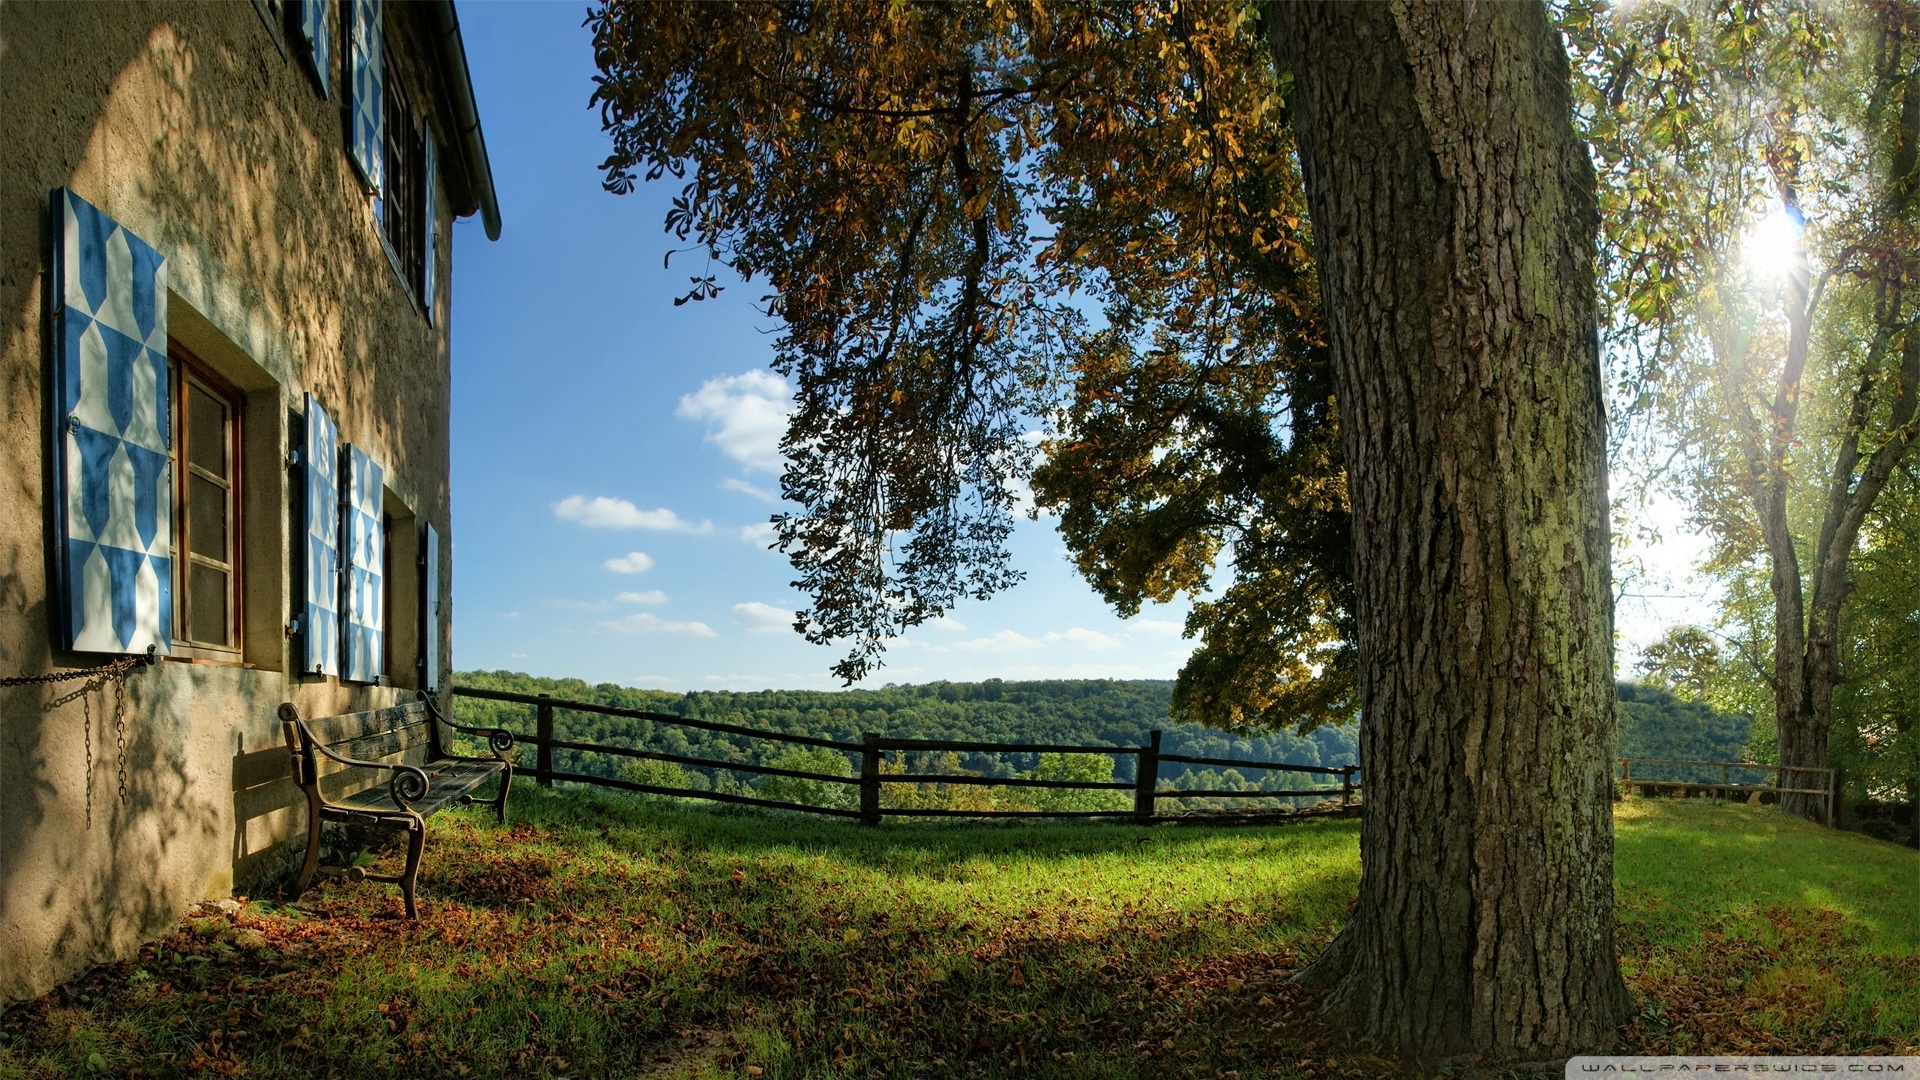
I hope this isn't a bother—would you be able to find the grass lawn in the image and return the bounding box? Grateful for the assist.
[2,790,1913,1078]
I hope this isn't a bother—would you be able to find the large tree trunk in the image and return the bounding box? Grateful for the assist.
[1272,1,1631,1062]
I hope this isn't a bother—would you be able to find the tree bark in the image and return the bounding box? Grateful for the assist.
[1272,1,1631,1062]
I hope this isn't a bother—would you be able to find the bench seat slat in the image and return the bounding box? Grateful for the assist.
[329,758,506,818]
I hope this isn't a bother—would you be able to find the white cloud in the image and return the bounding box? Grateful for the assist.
[952,630,1040,653]
[603,551,656,574]
[1130,619,1186,636]
[723,477,778,502]
[1045,627,1123,650]
[554,495,712,533]
[497,611,521,620]
[739,521,777,548]
[733,601,795,634]
[600,613,717,638]
[996,662,1153,680]
[930,614,967,633]
[676,370,792,472]
[617,589,668,606]
[549,598,612,611]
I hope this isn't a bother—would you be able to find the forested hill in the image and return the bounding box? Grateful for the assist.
[451,671,1752,781]
[1616,681,1754,776]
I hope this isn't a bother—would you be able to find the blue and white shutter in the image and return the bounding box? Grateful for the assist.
[300,394,342,676]
[347,0,383,190]
[297,0,331,98]
[421,133,437,321]
[420,522,440,692]
[49,189,172,656]
[342,446,385,682]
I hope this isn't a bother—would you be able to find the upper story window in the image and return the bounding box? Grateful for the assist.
[378,48,429,304]
[170,345,245,657]
[344,0,439,318]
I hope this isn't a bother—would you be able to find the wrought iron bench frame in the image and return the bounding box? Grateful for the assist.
[281,693,514,917]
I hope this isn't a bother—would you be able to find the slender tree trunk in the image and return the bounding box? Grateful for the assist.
[1761,489,1828,819]
[1272,1,1630,1062]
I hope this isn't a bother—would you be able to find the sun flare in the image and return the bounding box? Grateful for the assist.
[1744,202,1806,281]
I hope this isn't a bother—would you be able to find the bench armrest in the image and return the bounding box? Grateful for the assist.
[292,715,434,811]
[439,717,515,759]
[423,695,515,760]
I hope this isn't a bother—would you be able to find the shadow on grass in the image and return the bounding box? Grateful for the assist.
[11,788,1906,1079]
[1,783,1373,1079]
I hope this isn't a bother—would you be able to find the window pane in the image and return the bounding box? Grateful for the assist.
[188,384,228,478]
[188,563,230,645]
[188,474,228,561]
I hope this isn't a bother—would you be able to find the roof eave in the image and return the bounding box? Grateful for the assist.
[426,0,501,241]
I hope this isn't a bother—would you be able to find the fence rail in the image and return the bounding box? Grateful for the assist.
[450,686,1360,824]
[1618,757,1835,826]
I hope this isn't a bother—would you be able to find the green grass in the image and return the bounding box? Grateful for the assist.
[1610,797,1918,1053]
[1,791,1913,1079]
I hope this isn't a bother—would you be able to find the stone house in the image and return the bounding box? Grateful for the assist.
[0,0,500,1002]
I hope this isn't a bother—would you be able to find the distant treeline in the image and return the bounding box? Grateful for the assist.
[447,672,1752,811]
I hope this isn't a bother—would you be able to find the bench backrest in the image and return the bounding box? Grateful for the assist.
[282,700,436,789]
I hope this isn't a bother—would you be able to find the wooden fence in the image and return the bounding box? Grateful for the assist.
[1618,757,1835,826]
[450,686,1359,824]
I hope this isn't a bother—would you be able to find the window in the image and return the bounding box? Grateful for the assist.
[377,46,428,301]
[170,346,244,658]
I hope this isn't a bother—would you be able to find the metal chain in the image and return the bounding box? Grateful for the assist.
[0,650,152,688]
[115,673,130,804]
[0,648,156,820]
[83,690,93,829]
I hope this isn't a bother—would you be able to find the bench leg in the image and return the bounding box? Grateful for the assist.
[494,764,513,825]
[293,792,324,900]
[399,812,426,919]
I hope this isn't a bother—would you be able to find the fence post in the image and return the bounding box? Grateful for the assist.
[1341,765,1356,808]
[1825,768,1836,828]
[536,694,554,788]
[1622,758,1632,797]
[860,733,881,826]
[1133,730,1161,825]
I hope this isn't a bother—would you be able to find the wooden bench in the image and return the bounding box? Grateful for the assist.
[281,694,514,917]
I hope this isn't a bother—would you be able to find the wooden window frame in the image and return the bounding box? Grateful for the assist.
[376,42,428,308]
[168,345,246,662]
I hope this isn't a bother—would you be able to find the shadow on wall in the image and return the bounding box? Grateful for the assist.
[124,12,447,500]
[13,666,202,990]
[234,735,302,885]
[0,3,166,978]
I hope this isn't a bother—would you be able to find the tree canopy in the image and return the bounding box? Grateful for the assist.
[589,1,1351,731]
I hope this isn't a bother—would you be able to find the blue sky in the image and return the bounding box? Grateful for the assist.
[447,3,1712,692]
[448,3,1200,691]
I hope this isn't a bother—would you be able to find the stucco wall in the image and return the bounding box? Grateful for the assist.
[1,1,460,1002]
